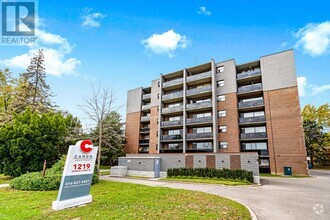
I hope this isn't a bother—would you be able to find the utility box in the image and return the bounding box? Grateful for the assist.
[110,166,127,177]
[284,166,292,176]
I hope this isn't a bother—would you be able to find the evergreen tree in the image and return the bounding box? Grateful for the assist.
[15,49,54,113]
[0,68,16,123]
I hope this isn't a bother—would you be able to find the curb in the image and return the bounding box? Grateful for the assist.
[239,201,258,220]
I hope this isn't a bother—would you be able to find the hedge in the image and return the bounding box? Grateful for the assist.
[167,168,254,183]
[10,156,99,191]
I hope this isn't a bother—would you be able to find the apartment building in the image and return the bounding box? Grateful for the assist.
[124,50,308,175]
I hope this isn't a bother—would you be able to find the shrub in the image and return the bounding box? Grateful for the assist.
[167,168,254,183]
[10,156,99,191]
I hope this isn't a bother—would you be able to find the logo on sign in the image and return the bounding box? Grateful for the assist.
[79,140,93,153]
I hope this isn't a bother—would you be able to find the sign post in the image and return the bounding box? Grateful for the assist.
[52,140,98,210]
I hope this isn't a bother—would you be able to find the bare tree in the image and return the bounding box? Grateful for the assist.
[78,84,118,176]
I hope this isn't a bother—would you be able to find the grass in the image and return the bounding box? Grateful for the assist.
[0,180,250,220]
[260,173,311,178]
[99,171,110,176]
[162,176,251,186]
[99,166,111,170]
[0,174,12,184]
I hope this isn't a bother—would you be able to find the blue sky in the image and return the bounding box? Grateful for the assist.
[0,0,329,128]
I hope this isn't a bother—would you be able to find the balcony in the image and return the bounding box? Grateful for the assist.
[162,105,183,114]
[186,71,211,83]
[161,134,183,141]
[186,116,213,125]
[162,91,183,101]
[141,115,150,122]
[163,78,183,88]
[239,116,266,124]
[186,101,212,111]
[186,132,213,140]
[139,146,149,153]
[240,132,267,140]
[160,144,183,153]
[238,83,263,94]
[140,127,150,132]
[139,139,150,145]
[141,104,151,111]
[142,93,151,100]
[186,86,212,97]
[238,99,264,109]
[186,145,213,152]
[161,120,183,127]
[237,69,261,80]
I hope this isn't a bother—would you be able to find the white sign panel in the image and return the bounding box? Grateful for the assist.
[52,140,98,211]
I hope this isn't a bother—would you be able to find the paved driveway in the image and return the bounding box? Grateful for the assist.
[101,170,330,220]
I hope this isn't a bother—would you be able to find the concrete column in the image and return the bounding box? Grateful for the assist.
[211,59,218,153]
[183,69,187,153]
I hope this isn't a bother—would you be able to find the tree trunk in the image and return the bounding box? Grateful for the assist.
[97,124,102,176]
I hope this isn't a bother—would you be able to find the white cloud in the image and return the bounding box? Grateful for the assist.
[81,8,106,28]
[297,76,330,97]
[280,42,288,48]
[0,29,81,76]
[295,21,330,56]
[197,6,212,16]
[141,30,190,57]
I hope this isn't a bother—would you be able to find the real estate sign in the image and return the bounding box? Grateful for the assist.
[52,140,98,210]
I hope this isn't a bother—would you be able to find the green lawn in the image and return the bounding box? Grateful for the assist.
[0,174,12,184]
[99,165,111,170]
[162,177,251,186]
[0,180,250,219]
[260,173,311,178]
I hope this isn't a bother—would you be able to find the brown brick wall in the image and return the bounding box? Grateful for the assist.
[185,155,193,168]
[206,155,216,168]
[264,86,308,175]
[230,155,241,170]
[125,112,141,153]
[149,107,159,154]
[218,93,240,153]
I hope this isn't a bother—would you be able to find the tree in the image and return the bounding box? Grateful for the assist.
[90,111,125,166]
[14,49,54,113]
[0,109,68,177]
[302,104,330,129]
[0,68,16,124]
[303,120,329,166]
[78,85,120,176]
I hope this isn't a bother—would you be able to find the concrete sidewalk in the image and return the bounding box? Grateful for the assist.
[101,170,330,220]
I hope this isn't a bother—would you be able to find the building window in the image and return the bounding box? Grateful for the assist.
[192,142,213,150]
[158,82,160,87]
[193,127,212,133]
[217,80,225,87]
[168,143,182,149]
[157,93,160,99]
[219,141,228,149]
[217,95,225,102]
[168,129,182,135]
[217,66,224,73]
[241,126,266,134]
[219,126,227,133]
[259,159,269,166]
[218,110,226,117]
[241,142,267,150]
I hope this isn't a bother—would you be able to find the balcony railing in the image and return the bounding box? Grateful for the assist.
[139,146,149,153]
[139,139,150,144]
[141,104,151,110]
[162,105,183,114]
[240,132,267,139]
[238,99,264,108]
[141,115,150,122]
[186,116,213,124]
[237,69,261,79]
[162,91,183,100]
[239,116,266,124]
[161,134,183,140]
[161,120,183,127]
[238,83,262,94]
[186,86,212,96]
[186,101,212,110]
[186,71,211,82]
[163,78,183,88]
[140,127,150,132]
[186,132,213,139]
[142,94,151,100]
[187,146,213,151]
